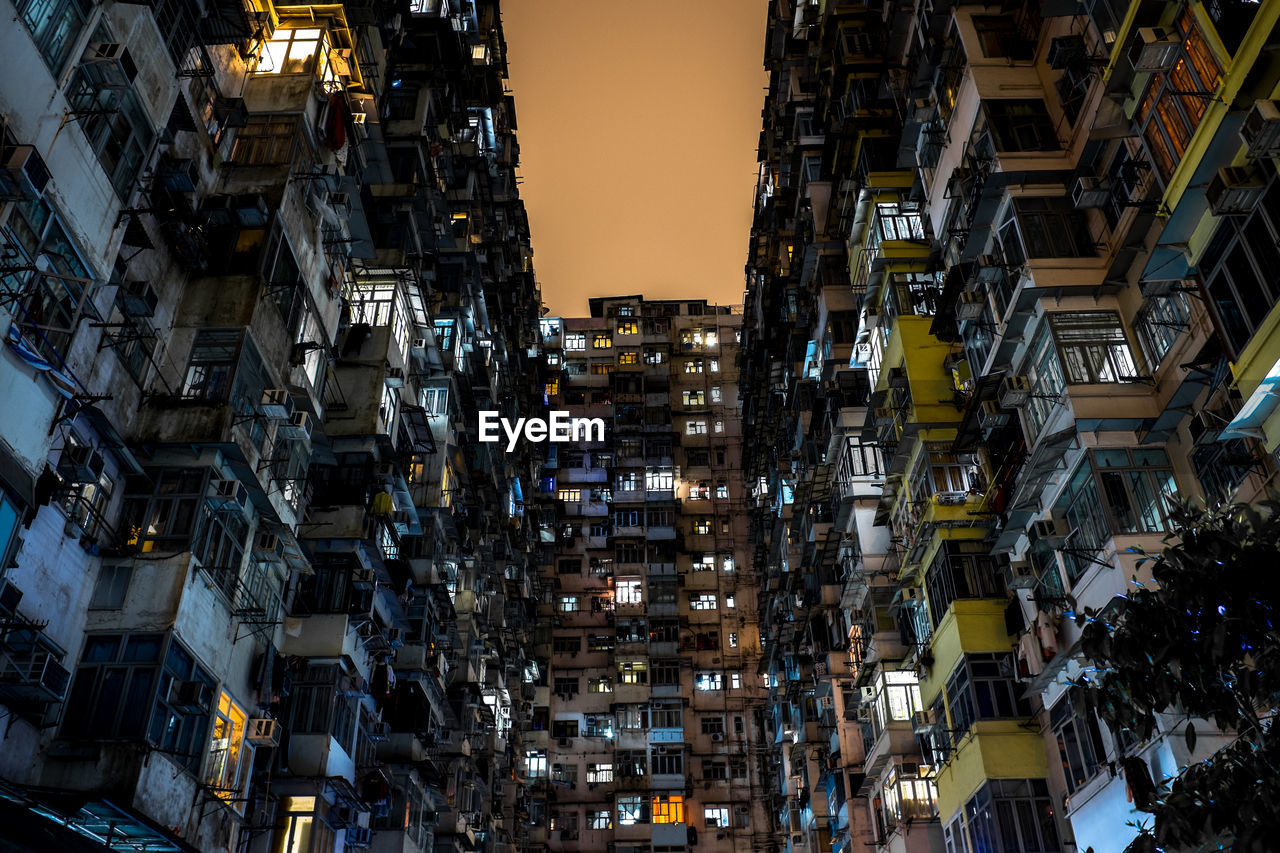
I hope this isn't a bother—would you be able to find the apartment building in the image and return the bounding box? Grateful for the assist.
[528,296,776,853]
[0,1,546,852]
[741,3,1280,853]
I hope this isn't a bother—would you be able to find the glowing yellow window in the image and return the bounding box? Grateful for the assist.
[205,691,250,810]
[261,28,325,75]
[617,321,638,335]
[652,795,684,824]
[618,351,638,365]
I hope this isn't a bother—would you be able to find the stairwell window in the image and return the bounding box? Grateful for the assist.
[1049,311,1139,383]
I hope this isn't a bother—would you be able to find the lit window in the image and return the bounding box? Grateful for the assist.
[525,750,548,778]
[651,795,684,824]
[557,595,579,612]
[617,795,644,825]
[730,673,742,689]
[693,519,711,534]
[616,578,643,606]
[565,333,586,351]
[696,671,723,691]
[710,386,722,402]
[704,806,730,828]
[716,483,729,499]
[682,390,705,406]
[277,797,336,853]
[557,489,581,502]
[588,763,614,784]
[691,593,718,610]
[618,661,647,684]
[728,632,738,648]
[588,810,612,830]
[692,554,715,572]
[544,379,559,396]
[709,359,720,372]
[617,321,638,335]
[644,349,666,365]
[588,677,613,694]
[204,691,251,810]
[685,359,704,374]
[618,350,639,365]
[260,28,326,75]
[686,420,708,435]
[714,420,724,433]
[725,594,736,609]
[590,363,613,375]
[1049,312,1139,383]
[593,334,612,349]
[721,556,735,572]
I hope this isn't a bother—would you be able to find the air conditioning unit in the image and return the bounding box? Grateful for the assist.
[1241,99,1280,159]
[118,280,159,318]
[1188,410,1221,445]
[278,411,313,441]
[326,190,351,213]
[168,679,213,714]
[999,375,1032,408]
[36,657,71,701]
[345,826,373,848]
[157,157,199,194]
[711,732,724,742]
[254,532,283,560]
[1030,519,1067,550]
[956,290,986,321]
[1207,166,1266,215]
[57,445,105,483]
[80,42,137,88]
[208,478,250,512]
[247,717,282,747]
[1133,27,1181,73]
[385,367,406,387]
[259,388,295,421]
[912,709,938,732]
[0,145,51,200]
[1007,560,1038,590]
[1047,34,1087,70]
[1072,176,1112,208]
[979,400,1010,431]
[351,566,377,591]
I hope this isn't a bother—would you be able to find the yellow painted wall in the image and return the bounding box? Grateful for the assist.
[934,722,1051,821]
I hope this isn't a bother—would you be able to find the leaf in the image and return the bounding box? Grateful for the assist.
[1185,721,1196,755]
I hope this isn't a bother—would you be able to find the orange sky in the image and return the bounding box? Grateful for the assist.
[501,0,768,317]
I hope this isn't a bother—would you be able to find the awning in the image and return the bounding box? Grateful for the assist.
[0,779,200,853]
[1221,353,1280,440]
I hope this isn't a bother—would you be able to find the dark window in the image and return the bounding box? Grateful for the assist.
[924,542,1004,627]
[986,100,1059,152]
[1000,197,1095,263]
[945,653,1031,735]
[962,778,1061,853]
[1051,691,1104,795]
[15,0,91,73]
[1201,178,1280,357]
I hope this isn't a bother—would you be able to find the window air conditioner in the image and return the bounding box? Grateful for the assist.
[998,375,1032,408]
[0,145,51,200]
[1207,166,1266,215]
[1241,99,1280,159]
[1133,27,1181,73]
